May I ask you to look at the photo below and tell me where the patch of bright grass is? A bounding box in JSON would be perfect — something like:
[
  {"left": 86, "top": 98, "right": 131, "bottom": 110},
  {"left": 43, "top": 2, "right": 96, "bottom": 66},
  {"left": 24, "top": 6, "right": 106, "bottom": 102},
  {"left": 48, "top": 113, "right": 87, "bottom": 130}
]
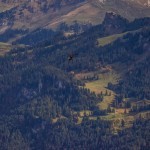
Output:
[
  {"left": 0, "top": 42, "right": 12, "bottom": 56},
  {"left": 97, "top": 29, "right": 140, "bottom": 46},
  {"left": 85, "top": 71, "right": 119, "bottom": 110},
  {"left": 97, "top": 32, "right": 127, "bottom": 46}
]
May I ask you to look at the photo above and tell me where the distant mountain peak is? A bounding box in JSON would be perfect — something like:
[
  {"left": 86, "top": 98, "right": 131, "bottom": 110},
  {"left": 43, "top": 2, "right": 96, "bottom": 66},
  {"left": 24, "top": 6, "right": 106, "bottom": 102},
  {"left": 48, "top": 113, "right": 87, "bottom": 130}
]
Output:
[
  {"left": 103, "top": 11, "right": 129, "bottom": 24},
  {"left": 105, "top": 11, "right": 117, "bottom": 17}
]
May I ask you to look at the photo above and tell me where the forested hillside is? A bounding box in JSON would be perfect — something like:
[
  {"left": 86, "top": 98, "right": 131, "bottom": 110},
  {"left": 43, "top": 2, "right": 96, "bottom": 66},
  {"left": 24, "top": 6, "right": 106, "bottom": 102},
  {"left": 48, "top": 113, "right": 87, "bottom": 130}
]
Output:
[
  {"left": 0, "top": 0, "right": 150, "bottom": 36},
  {"left": 0, "top": 12, "right": 150, "bottom": 149}
]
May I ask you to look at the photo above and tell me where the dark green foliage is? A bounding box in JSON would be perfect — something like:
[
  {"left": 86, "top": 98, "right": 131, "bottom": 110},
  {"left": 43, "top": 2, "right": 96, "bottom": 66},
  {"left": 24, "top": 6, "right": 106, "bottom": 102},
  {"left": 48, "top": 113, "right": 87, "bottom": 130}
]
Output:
[
  {"left": 126, "top": 17, "right": 150, "bottom": 31},
  {"left": 57, "top": 21, "right": 92, "bottom": 34},
  {"left": 14, "top": 29, "right": 56, "bottom": 45},
  {"left": 0, "top": 6, "right": 16, "bottom": 21},
  {"left": 120, "top": 57, "right": 150, "bottom": 99},
  {"left": 0, "top": 14, "right": 149, "bottom": 149},
  {"left": 0, "top": 62, "right": 99, "bottom": 114},
  {"left": 0, "top": 29, "right": 28, "bottom": 42},
  {"left": 0, "top": 116, "right": 149, "bottom": 150}
]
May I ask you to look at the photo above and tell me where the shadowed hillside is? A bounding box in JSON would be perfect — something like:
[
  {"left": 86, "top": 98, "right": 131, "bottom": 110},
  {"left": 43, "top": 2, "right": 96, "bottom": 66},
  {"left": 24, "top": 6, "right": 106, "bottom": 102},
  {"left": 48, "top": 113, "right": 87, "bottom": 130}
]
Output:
[{"left": 0, "top": 3, "right": 150, "bottom": 149}]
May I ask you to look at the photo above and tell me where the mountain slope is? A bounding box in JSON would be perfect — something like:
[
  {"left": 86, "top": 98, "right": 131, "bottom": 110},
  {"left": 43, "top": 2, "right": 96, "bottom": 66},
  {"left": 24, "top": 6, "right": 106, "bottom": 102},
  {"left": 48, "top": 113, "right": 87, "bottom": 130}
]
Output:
[
  {"left": 0, "top": 0, "right": 150, "bottom": 33},
  {"left": 0, "top": 11, "right": 150, "bottom": 149},
  {"left": 6, "top": 14, "right": 150, "bottom": 101},
  {"left": 127, "top": 0, "right": 150, "bottom": 7}
]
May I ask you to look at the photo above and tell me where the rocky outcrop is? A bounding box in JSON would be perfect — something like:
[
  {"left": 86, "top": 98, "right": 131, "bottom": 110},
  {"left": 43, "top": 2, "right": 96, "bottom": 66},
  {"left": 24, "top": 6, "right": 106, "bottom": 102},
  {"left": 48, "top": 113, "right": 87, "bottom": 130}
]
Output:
[{"left": 102, "top": 11, "right": 129, "bottom": 35}]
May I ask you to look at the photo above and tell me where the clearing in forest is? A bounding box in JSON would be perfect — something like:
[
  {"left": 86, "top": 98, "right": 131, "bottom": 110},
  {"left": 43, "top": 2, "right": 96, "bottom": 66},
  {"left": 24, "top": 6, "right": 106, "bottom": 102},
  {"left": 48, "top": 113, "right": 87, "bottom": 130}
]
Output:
[
  {"left": 0, "top": 42, "right": 12, "bottom": 56},
  {"left": 85, "top": 70, "right": 120, "bottom": 110},
  {"left": 97, "top": 29, "right": 141, "bottom": 46}
]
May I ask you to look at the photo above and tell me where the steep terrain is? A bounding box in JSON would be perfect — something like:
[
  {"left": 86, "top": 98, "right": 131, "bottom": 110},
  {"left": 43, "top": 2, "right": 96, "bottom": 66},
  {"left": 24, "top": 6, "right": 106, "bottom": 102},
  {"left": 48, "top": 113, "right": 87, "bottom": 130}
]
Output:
[
  {"left": 0, "top": 0, "right": 150, "bottom": 33},
  {"left": 0, "top": 2, "right": 150, "bottom": 149},
  {"left": 127, "top": 0, "right": 150, "bottom": 7}
]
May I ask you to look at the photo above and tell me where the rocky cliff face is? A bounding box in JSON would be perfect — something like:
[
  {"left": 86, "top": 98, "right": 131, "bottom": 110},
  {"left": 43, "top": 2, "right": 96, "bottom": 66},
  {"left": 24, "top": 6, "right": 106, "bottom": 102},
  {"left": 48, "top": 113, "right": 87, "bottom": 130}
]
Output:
[{"left": 102, "top": 11, "right": 129, "bottom": 35}]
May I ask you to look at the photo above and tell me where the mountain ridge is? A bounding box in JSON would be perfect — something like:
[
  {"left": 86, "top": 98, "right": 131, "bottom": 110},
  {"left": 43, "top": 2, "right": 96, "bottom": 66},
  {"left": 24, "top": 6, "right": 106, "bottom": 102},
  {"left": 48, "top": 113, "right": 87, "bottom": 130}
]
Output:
[
  {"left": 0, "top": 9, "right": 150, "bottom": 149},
  {"left": 0, "top": 0, "right": 150, "bottom": 33}
]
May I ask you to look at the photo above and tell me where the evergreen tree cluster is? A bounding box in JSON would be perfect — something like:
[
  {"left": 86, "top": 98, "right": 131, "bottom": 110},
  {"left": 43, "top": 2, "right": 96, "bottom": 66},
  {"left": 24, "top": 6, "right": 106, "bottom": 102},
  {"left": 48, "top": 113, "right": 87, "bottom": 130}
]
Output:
[{"left": 0, "top": 14, "right": 149, "bottom": 149}]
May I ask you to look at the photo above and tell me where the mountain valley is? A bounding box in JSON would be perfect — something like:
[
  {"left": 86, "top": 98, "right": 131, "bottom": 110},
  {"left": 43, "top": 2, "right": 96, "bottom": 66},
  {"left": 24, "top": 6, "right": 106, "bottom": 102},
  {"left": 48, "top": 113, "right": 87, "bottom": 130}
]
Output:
[{"left": 0, "top": 1, "right": 150, "bottom": 150}]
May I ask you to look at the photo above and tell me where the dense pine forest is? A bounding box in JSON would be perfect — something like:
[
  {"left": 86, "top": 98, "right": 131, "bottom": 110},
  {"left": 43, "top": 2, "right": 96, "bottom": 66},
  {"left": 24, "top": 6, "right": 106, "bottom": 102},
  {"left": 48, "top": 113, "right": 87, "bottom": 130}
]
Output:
[{"left": 0, "top": 11, "right": 150, "bottom": 149}]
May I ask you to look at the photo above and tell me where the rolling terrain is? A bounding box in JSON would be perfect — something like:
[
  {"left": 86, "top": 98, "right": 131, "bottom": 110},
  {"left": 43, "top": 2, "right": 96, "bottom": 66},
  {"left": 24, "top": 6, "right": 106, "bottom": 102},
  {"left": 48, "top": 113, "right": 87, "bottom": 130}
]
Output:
[
  {"left": 0, "top": 0, "right": 150, "bottom": 34},
  {"left": 0, "top": 1, "right": 150, "bottom": 149}
]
